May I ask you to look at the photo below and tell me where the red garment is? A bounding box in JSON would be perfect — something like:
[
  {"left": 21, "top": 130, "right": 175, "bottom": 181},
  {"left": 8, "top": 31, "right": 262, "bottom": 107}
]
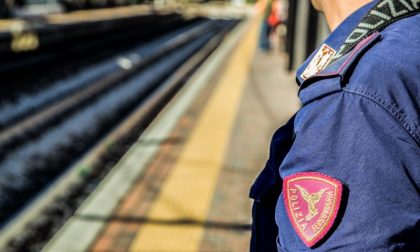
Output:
[{"left": 267, "top": 2, "right": 281, "bottom": 27}]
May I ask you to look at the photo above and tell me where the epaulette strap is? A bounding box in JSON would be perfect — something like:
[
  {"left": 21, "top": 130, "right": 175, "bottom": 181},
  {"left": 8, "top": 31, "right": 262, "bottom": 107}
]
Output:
[{"left": 329, "top": 0, "right": 420, "bottom": 65}]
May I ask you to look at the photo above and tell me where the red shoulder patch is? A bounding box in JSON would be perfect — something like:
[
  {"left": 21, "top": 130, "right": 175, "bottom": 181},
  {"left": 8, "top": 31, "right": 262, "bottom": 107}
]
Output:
[{"left": 283, "top": 172, "right": 343, "bottom": 247}]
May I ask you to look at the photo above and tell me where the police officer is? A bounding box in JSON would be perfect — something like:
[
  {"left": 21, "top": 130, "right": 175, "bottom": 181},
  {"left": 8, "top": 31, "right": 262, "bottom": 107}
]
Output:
[{"left": 250, "top": 0, "right": 420, "bottom": 251}]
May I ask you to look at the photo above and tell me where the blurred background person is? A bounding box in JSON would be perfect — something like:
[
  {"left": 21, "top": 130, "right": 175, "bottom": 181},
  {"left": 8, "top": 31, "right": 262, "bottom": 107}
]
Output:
[{"left": 259, "top": 0, "right": 283, "bottom": 52}]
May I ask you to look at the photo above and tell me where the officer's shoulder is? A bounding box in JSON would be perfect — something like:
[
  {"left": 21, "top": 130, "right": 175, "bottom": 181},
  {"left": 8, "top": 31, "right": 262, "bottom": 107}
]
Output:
[
  {"left": 348, "top": 13, "right": 420, "bottom": 88},
  {"left": 343, "top": 14, "right": 420, "bottom": 143}
]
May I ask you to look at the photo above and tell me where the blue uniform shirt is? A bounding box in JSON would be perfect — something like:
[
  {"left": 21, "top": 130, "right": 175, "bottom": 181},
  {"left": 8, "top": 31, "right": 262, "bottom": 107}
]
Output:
[{"left": 250, "top": 1, "right": 420, "bottom": 251}]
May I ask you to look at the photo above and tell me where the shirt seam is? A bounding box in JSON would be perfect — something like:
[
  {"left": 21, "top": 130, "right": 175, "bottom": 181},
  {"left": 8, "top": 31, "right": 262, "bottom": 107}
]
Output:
[{"left": 342, "top": 86, "right": 420, "bottom": 146}]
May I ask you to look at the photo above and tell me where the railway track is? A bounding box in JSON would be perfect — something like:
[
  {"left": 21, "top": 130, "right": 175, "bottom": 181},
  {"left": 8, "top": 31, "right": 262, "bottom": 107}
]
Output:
[
  {"left": 0, "top": 17, "right": 240, "bottom": 251},
  {"left": 0, "top": 20, "right": 219, "bottom": 151}
]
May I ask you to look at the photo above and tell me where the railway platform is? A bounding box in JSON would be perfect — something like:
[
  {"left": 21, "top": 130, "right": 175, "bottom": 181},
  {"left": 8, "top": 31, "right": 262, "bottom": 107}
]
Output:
[{"left": 41, "top": 14, "right": 300, "bottom": 252}]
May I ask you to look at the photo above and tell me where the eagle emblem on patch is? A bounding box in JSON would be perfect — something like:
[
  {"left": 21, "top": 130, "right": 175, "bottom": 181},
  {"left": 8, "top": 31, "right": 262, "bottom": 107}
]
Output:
[
  {"left": 301, "top": 44, "right": 336, "bottom": 80},
  {"left": 283, "top": 172, "right": 343, "bottom": 247}
]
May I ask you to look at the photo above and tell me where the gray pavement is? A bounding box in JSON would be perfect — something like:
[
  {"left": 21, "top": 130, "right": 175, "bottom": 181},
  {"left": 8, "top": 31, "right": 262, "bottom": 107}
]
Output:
[{"left": 199, "top": 49, "right": 300, "bottom": 251}]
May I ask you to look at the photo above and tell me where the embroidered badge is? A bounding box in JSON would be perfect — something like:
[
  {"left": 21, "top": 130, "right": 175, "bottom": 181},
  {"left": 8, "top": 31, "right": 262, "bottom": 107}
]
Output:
[
  {"left": 283, "top": 172, "right": 343, "bottom": 247},
  {"left": 301, "top": 44, "right": 336, "bottom": 80}
]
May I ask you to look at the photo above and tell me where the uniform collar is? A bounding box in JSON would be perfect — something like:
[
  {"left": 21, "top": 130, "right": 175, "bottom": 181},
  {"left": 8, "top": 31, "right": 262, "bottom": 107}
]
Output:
[{"left": 296, "top": 1, "right": 378, "bottom": 85}]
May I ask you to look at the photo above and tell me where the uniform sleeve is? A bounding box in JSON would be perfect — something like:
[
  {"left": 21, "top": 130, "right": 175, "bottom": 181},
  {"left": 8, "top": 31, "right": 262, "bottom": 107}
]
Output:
[{"left": 275, "top": 91, "right": 420, "bottom": 251}]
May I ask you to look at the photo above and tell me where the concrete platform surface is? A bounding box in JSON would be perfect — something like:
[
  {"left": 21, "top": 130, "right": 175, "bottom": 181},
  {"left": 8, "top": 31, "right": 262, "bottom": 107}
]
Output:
[{"left": 44, "top": 14, "right": 300, "bottom": 252}]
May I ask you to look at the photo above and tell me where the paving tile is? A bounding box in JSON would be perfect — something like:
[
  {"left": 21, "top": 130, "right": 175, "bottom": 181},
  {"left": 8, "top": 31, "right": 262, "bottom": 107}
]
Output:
[{"left": 198, "top": 50, "right": 299, "bottom": 252}]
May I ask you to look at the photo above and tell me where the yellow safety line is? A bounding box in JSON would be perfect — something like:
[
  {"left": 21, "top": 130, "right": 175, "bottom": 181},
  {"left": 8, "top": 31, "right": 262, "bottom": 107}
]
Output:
[{"left": 129, "top": 17, "right": 259, "bottom": 252}]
